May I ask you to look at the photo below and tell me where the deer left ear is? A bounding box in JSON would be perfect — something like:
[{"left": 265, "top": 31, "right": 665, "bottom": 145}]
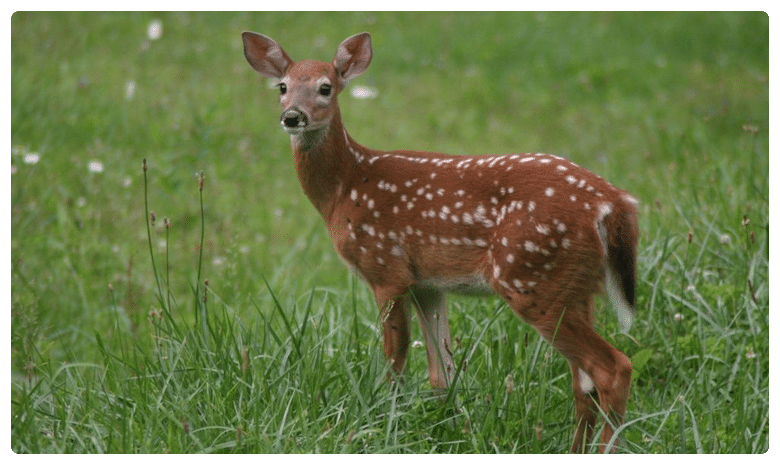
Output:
[{"left": 333, "top": 32, "right": 372, "bottom": 87}]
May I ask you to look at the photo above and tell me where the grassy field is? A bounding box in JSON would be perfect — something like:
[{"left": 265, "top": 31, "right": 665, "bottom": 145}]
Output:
[{"left": 11, "top": 12, "right": 768, "bottom": 453}]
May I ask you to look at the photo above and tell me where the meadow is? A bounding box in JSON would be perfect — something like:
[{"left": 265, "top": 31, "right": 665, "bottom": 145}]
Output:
[{"left": 11, "top": 12, "right": 768, "bottom": 453}]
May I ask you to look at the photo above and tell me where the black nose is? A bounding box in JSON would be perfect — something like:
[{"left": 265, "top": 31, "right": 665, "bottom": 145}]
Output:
[{"left": 281, "top": 108, "right": 307, "bottom": 129}]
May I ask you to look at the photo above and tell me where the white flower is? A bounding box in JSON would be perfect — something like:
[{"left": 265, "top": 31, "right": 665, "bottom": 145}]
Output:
[
  {"left": 88, "top": 160, "right": 104, "bottom": 173},
  {"left": 351, "top": 86, "right": 378, "bottom": 100},
  {"left": 147, "top": 20, "right": 163, "bottom": 41},
  {"left": 23, "top": 152, "right": 40, "bottom": 165}
]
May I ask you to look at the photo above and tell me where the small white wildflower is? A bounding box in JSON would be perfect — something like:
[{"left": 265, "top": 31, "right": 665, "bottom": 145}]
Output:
[
  {"left": 212, "top": 256, "right": 225, "bottom": 266},
  {"left": 147, "top": 20, "right": 163, "bottom": 41},
  {"left": 673, "top": 313, "right": 684, "bottom": 322},
  {"left": 411, "top": 340, "right": 424, "bottom": 348},
  {"left": 88, "top": 160, "right": 104, "bottom": 173},
  {"left": 719, "top": 233, "right": 732, "bottom": 244},
  {"left": 746, "top": 350, "right": 757, "bottom": 359},
  {"left": 23, "top": 152, "right": 40, "bottom": 165},
  {"left": 125, "top": 81, "right": 136, "bottom": 100},
  {"left": 351, "top": 86, "right": 378, "bottom": 100}
]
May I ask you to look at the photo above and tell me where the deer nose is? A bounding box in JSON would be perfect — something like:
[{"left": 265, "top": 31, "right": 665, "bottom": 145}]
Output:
[{"left": 280, "top": 107, "right": 308, "bottom": 129}]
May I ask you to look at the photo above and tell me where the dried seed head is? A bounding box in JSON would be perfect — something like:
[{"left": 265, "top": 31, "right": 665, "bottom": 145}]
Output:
[
  {"left": 242, "top": 346, "right": 249, "bottom": 374},
  {"left": 742, "top": 215, "right": 750, "bottom": 226},
  {"left": 505, "top": 374, "right": 515, "bottom": 393},
  {"left": 535, "top": 421, "right": 544, "bottom": 441},
  {"left": 742, "top": 123, "right": 759, "bottom": 135},
  {"left": 199, "top": 171, "right": 204, "bottom": 192},
  {"left": 150, "top": 211, "right": 156, "bottom": 226},
  {"left": 142, "top": 158, "right": 147, "bottom": 172},
  {"left": 687, "top": 230, "right": 693, "bottom": 244}
]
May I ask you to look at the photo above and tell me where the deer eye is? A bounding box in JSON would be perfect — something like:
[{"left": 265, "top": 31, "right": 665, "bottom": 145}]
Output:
[
  {"left": 278, "top": 83, "right": 287, "bottom": 95},
  {"left": 319, "top": 83, "right": 332, "bottom": 97}
]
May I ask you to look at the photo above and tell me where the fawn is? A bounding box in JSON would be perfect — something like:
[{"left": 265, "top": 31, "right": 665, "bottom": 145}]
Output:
[{"left": 242, "top": 31, "right": 639, "bottom": 453}]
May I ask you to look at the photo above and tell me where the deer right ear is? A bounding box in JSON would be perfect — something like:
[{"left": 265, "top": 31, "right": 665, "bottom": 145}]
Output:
[
  {"left": 333, "top": 32, "right": 372, "bottom": 86},
  {"left": 242, "top": 32, "right": 293, "bottom": 79}
]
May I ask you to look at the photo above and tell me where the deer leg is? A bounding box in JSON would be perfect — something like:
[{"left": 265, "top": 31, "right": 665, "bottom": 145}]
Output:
[
  {"left": 551, "top": 321, "right": 632, "bottom": 453},
  {"left": 409, "top": 286, "right": 455, "bottom": 389},
  {"left": 503, "top": 291, "right": 631, "bottom": 453},
  {"left": 374, "top": 287, "right": 412, "bottom": 378},
  {"left": 569, "top": 361, "right": 599, "bottom": 453}
]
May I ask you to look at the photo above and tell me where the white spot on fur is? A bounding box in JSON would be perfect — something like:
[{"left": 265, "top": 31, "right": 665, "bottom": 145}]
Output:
[
  {"left": 622, "top": 193, "right": 639, "bottom": 206},
  {"left": 578, "top": 369, "right": 595, "bottom": 393}
]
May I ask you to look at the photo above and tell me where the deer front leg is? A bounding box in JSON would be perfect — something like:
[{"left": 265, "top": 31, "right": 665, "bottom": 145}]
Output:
[
  {"left": 375, "top": 287, "right": 412, "bottom": 378},
  {"left": 409, "top": 286, "right": 455, "bottom": 389}
]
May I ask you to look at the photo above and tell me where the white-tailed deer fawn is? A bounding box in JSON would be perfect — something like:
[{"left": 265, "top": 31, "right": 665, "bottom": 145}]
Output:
[{"left": 242, "top": 31, "right": 639, "bottom": 453}]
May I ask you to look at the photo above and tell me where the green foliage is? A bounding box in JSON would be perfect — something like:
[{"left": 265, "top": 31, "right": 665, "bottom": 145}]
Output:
[{"left": 12, "top": 12, "right": 768, "bottom": 453}]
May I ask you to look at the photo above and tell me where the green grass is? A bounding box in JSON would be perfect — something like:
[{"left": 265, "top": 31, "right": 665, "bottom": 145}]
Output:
[{"left": 11, "top": 12, "right": 768, "bottom": 453}]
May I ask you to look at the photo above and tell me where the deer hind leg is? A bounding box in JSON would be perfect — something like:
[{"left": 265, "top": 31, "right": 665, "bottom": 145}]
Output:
[
  {"left": 554, "top": 316, "right": 632, "bottom": 452},
  {"left": 374, "top": 287, "right": 412, "bottom": 378},
  {"left": 502, "top": 291, "right": 632, "bottom": 453},
  {"left": 409, "top": 286, "right": 455, "bottom": 389},
  {"left": 569, "top": 361, "right": 599, "bottom": 453}
]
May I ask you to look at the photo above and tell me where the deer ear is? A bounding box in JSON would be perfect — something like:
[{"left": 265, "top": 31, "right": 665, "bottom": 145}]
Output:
[
  {"left": 333, "top": 32, "right": 372, "bottom": 86},
  {"left": 242, "top": 31, "right": 294, "bottom": 79}
]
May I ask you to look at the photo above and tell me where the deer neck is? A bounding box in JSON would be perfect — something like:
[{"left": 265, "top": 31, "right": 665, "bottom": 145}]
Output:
[{"left": 289, "top": 106, "right": 360, "bottom": 222}]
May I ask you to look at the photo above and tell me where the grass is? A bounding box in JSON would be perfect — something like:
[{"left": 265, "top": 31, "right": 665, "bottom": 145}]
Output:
[{"left": 11, "top": 12, "right": 768, "bottom": 453}]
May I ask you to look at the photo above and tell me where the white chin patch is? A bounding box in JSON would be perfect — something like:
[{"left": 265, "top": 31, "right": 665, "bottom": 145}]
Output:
[{"left": 282, "top": 126, "right": 305, "bottom": 135}]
